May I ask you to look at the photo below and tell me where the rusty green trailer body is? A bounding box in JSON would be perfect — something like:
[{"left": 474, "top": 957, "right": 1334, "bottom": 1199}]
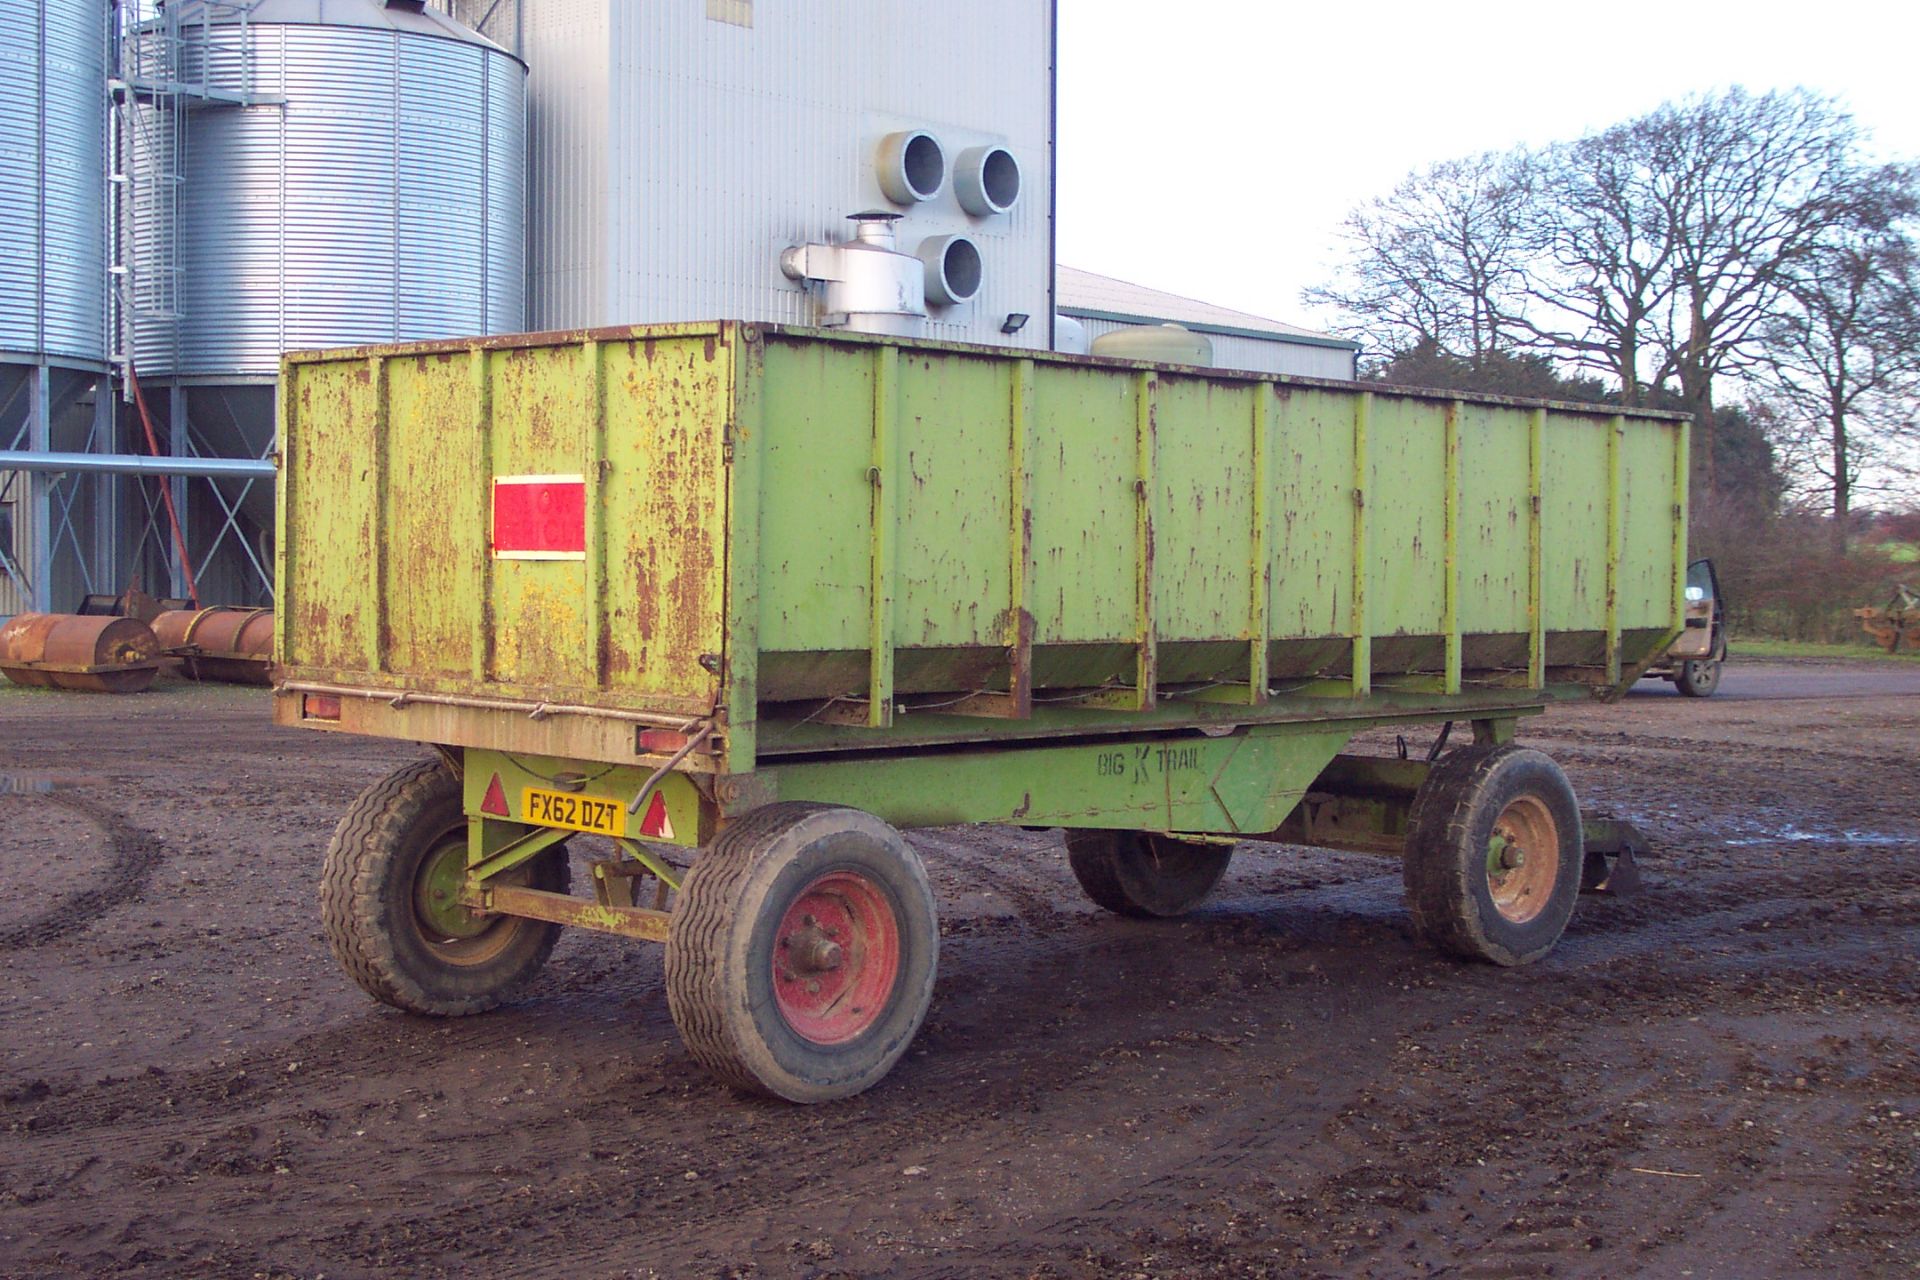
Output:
[
  {"left": 277, "top": 322, "right": 1686, "bottom": 1101},
  {"left": 274, "top": 322, "right": 1687, "bottom": 785}
]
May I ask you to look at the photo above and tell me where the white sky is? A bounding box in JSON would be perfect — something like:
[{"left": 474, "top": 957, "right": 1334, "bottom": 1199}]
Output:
[{"left": 1056, "top": 0, "right": 1920, "bottom": 334}]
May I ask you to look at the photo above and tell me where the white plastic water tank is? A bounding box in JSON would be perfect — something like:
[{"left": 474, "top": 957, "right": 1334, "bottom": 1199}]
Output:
[{"left": 1089, "top": 323, "right": 1213, "bottom": 366}]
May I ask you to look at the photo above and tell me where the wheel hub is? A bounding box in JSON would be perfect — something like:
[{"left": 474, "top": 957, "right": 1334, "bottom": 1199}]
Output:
[
  {"left": 771, "top": 870, "right": 901, "bottom": 1046},
  {"left": 1485, "top": 797, "right": 1559, "bottom": 925},
  {"left": 787, "top": 926, "right": 845, "bottom": 974},
  {"left": 415, "top": 839, "right": 489, "bottom": 941}
]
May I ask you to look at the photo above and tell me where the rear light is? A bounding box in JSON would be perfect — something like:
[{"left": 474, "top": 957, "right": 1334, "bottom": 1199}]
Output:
[
  {"left": 638, "top": 729, "right": 690, "bottom": 754},
  {"left": 303, "top": 693, "right": 342, "bottom": 720}
]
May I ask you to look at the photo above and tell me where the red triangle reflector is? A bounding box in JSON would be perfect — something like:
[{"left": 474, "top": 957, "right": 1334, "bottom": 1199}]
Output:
[
  {"left": 638, "top": 791, "right": 675, "bottom": 840},
  {"left": 479, "top": 773, "right": 509, "bottom": 816}
]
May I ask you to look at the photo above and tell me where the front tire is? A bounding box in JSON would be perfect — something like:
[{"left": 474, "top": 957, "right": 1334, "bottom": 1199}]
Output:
[
  {"left": 665, "top": 804, "right": 938, "bottom": 1103},
  {"left": 1065, "top": 829, "right": 1232, "bottom": 918},
  {"left": 1676, "top": 658, "right": 1722, "bottom": 697},
  {"left": 321, "top": 758, "right": 569, "bottom": 1016},
  {"left": 1403, "top": 745, "right": 1583, "bottom": 966}
]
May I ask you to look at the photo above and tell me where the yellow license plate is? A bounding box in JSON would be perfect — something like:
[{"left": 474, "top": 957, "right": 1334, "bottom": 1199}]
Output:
[{"left": 522, "top": 787, "right": 628, "bottom": 837}]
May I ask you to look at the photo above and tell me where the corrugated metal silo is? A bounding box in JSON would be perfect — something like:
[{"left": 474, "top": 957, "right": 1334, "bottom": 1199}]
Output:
[
  {"left": 0, "top": 0, "right": 108, "bottom": 369},
  {"left": 130, "top": 0, "right": 527, "bottom": 378},
  {"left": 120, "top": 0, "right": 526, "bottom": 606},
  {"left": 0, "top": 0, "right": 109, "bottom": 617}
]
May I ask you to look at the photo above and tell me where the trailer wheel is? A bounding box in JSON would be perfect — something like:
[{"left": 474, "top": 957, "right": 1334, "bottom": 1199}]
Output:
[
  {"left": 1675, "top": 658, "right": 1722, "bottom": 697},
  {"left": 665, "top": 804, "right": 938, "bottom": 1103},
  {"left": 1403, "top": 745, "right": 1582, "bottom": 966},
  {"left": 1065, "top": 829, "right": 1231, "bottom": 918},
  {"left": 321, "top": 758, "right": 569, "bottom": 1017}
]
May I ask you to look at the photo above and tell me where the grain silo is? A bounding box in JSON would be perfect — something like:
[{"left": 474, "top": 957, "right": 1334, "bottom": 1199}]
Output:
[
  {"left": 123, "top": 0, "right": 527, "bottom": 604},
  {"left": 0, "top": 0, "right": 111, "bottom": 616}
]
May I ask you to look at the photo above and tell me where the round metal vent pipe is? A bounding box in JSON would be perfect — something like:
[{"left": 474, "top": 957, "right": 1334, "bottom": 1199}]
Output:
[
  {"left": 953, "top": 146, "right": 1021, "bottom": 217},
  {"left": 918, "top": 234, "right": 982, "bottom": 307},
  {"left": 875, "top": 130, "right": 945, "bottom": 205}
]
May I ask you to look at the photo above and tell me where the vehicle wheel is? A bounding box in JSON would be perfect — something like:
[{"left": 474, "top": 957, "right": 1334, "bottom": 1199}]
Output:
[
  {"left": 1676, "top": 658, "right": 1722, "bottom": 697},
  {"left": 1403, "top": 745, "right": 1583, "bottom": 966},
  {"left": 1065, "top": 829, "right": 1231, "bottom": 918},
  {"left": 665, "top": 803, "right": 938, "bottom": 1103},
  {"left": 321, "top": 757, "right": 569, "bottom": 1016}
]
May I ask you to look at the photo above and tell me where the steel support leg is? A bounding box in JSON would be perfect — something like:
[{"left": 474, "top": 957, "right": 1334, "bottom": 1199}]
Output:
[
  {"left": 28, "top": 365, "right": 52, "bottom": 612},
  {"left": 90, "top": 383, "right": 117, "bottom": 596},
  {"left": 167, "top": 383, "right": 188, "bottom": 599}
]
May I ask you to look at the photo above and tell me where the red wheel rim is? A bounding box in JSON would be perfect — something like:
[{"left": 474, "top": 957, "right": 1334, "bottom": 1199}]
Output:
[{"left": 771, "top": 869, "right": 901, "bottom": 1045}]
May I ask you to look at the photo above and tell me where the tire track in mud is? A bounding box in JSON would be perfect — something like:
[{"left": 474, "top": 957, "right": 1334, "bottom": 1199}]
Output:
[
  {"left": 914, "top": 825, "right": 1080, "bottom": 930},
  {"left": 6, "top": 822, "right": 1416, "bottom": 1268},
  {"left": 1, "top": 995, "right": 671, "bottom": 1139},
  {"left": 1538, "top": 729, "right": 1917, "bottom": 783},
  {"left": 9, "top": 986, "right": 1252, "bottom": 1275},
  {"left": 907, "top": 831, "right": 1920, "bottom": 1278},
  {"left": 0, "top": 792, "right": 169, "bottom": 951},
  {"left": 943, "top": 923, "right": 1907, "bottom": 1279},
  {"left": 5, "top": 882, "right": 1413, "bottom": 1278},
  {"left": 7, "top": 674, "right": 1920, "bottom": 1278}
]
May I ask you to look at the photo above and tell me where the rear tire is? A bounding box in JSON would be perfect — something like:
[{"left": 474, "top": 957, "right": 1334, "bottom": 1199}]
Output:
[
  {"left": 1404, "top": 745, "right": 1582, "bottom": 966},
  {"left": 665, "top": 804, "right": 938, "bottom": 1103},
  {"left": 321, "top": 757, "right": 569, "bottom": 1016},
  {"left": 1065, "top": 829, "right": 1231, "bottom": 918},
  {"left": 1676, "top": 658, "right": 1722, "bottom": 697}
]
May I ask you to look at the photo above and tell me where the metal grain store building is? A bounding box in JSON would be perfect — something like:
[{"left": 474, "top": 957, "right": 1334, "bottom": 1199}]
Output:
[
  {"left": 498, "top": 0, "right": 1057, "bottom": 346},
  {"left": 1056, "top": 266, "right": 1358, "bottom": 379}
]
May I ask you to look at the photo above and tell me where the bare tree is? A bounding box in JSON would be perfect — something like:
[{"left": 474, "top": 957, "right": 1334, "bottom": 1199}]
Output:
[
  {"left": 1502, "top": 127, "right": 1679, "bottom": 408},
  {"left": 1646, "top": 89, "right": 1875, "bottom": 491},
  {"left": 1757, "top": 174, "right": 1920, "bottom": 552},
  {"left": 1306, "top": 152, "right": 1530, "bottom": 365},
  {"left": 1310, "top": 86, "right": 1904, "bottom": 520}
]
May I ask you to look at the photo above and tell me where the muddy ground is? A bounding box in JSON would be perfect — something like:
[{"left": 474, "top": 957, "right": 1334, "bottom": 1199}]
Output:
[{"left": 1, "top": 661, "right": 1916, "bottom": 1279}]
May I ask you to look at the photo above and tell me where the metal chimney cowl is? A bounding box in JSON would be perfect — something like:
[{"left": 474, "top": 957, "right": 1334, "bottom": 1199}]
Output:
[{"left": 780, "top": 212, "right": 927, "bottom": 337}]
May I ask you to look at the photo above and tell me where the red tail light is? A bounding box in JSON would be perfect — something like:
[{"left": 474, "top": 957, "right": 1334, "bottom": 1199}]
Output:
[
  {"left": 302, "top": 694, "right": 342, "bottom": 720},
  {"left": 638, "top": 729, "right": 690, "bottom": 754}
]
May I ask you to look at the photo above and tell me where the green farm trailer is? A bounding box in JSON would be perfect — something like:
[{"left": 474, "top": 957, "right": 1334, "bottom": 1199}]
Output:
[{"left": 275, "top": 322, "right": 1688, "bottom": 1101}]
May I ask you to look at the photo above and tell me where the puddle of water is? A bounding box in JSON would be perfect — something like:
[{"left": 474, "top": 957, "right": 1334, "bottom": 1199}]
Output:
[
  {"left": 1723, "top": 827, "right": 1912, "bottom": 848},
  {"left": 0, "top": 774, "right": 56, "bottom": 795}
]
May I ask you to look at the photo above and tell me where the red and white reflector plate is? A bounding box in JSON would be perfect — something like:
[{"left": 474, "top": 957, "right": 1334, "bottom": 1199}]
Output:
[
  {"left": 637, "top": 791, "right": 676, "bottom": 841},
  {"left": 491, "top": 474, "right": 587, "bottom": 560},
  {"left": 479, "top": 773, "right": 510, "bottom": 817}
]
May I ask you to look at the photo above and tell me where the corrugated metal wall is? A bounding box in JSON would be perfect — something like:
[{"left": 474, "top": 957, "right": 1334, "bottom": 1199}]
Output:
[
  {"left": 519, "top": 3, "right": 607, "bottom": 328},
  {"left": 1071, "top": 315, "right": 1358, "bottom": 380},
  {"left": 520, "top": 0, "right": 1055, "bottom": 349}
]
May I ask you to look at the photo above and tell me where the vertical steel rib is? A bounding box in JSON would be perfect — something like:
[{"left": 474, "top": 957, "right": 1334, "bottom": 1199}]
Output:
[{"left": 1350, "top": 391, "right": 1371, "bottom": 697}]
